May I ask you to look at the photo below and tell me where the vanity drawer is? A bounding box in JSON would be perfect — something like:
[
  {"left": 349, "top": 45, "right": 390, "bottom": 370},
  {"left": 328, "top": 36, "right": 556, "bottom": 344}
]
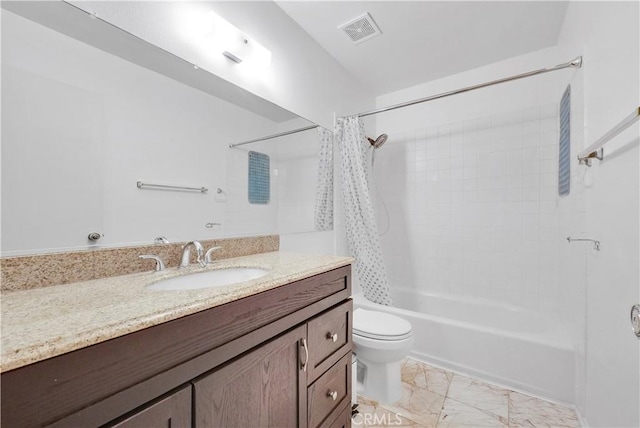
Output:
[
  {"left": 307, "top": 300, "right": 352, "bottom": 382},
  {"left": 308, "top": 352, "right": 351, "bottom": 428}
]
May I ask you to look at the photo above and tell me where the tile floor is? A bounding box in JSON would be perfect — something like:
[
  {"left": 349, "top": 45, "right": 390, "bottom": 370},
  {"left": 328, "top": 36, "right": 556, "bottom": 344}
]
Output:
[{"left": 355, "top": 358, "right": 580, "bottom": 427}]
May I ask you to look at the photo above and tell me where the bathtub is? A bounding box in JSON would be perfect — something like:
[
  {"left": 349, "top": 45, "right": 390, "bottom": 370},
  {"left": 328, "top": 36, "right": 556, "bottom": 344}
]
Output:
[{"left": 353, "top": 289, "right": 575, "bottom": 404}]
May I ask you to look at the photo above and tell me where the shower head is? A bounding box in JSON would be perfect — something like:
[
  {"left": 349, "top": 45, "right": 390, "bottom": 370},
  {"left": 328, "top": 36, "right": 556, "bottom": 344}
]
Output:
[{"left": 368, "top": 134, "right": 388, "bottom": 149}]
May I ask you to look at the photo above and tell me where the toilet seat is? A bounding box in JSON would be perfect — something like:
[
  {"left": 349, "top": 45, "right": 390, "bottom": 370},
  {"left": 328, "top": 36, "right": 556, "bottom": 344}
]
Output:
[{"left": 353, "top": 308, "right": 413, "bottom": 341}]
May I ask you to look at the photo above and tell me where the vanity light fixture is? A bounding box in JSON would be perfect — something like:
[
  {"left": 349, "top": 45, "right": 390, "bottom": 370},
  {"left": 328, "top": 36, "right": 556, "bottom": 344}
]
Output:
[{"left": 196, "top": 11, "right": 272, "bottom": 72}]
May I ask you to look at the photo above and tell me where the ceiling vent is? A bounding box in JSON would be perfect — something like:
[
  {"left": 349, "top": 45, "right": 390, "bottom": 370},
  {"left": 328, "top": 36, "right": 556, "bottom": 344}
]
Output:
[{"left": 338, "top": 13, "right": 382, "bottom": 45}]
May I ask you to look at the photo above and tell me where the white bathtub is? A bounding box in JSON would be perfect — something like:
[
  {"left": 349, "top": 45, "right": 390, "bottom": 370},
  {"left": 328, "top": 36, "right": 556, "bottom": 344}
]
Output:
[{"left": 353, "top": 289, "right": 575, "bottom": 404}]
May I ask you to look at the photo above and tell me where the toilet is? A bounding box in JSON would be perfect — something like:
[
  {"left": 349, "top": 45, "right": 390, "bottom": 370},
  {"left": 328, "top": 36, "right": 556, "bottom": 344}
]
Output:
[{"left": 353, "top": 306, "right": 414, "bottom": 404}]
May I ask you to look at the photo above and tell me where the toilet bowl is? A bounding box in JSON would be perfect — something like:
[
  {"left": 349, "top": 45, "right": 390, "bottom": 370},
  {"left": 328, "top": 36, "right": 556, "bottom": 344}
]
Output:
[{"left": 353, "top": 307, "right": 414, "bottom": 404}]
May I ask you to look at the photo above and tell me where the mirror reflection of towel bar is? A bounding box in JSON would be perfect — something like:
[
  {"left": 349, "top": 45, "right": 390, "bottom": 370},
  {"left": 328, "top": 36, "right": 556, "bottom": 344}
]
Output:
[
  {"left": 567, "top": 236, "right": 600, "bottom": 251},
  {"left": 137, "top": 181, "right": 208, "bottom": 193}
]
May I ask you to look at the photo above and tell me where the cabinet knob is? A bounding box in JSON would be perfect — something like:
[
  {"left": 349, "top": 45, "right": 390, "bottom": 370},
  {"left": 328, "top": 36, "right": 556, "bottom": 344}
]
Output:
[
  {"left": 327, "top": 332, "right": 338, "bottom": 342},
  {"left": 327, "top": 390, "right": 338, "bottom": 401}
]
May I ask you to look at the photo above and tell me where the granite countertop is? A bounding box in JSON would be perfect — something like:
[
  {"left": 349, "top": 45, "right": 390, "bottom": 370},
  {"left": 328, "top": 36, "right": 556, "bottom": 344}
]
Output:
[{"left": 0, "top": 251, "right": 353, "bottom": 373}]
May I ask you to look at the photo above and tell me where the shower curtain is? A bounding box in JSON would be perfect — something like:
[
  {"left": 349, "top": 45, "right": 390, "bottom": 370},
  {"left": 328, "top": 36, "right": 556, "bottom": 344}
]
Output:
[
  {"left": 336, "top": 116, "right": 392, "bottom": 306},
  {"left": 314, "top": 127, "right": 334, "bottom": 231}
]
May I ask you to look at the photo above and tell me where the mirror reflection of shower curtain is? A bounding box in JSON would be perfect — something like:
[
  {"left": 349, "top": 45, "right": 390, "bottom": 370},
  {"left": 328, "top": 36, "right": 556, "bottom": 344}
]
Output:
[
  {"left": 314, "top": 127, "right": 334, "bottom": 231},
  {"left": 336, "top": 116, "right": 392, "bottom": 306}
]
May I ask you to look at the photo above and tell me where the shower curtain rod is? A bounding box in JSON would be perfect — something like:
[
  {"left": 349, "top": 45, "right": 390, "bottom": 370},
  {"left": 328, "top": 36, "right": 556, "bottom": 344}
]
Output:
[
  {"left": 229, "top": 56, "right": 582, "bottom": 147},
  {"left": 357, "top": 56, "right": 583, "bottom": 118},
  {"left": 229, "top": 124, "right": 318, "bottom": 148}
]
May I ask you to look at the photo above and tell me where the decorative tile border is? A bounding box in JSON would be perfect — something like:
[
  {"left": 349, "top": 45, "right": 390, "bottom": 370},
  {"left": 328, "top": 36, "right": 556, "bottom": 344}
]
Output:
[{"left": 1, "top": 235, "right": 279, "bottom": 292}]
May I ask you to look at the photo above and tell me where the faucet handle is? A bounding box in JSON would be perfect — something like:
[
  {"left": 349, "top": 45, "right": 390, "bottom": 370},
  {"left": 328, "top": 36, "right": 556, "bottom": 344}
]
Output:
[
  {"left": 205, "top": 246, "right": 223, "bottom": 264},
  {"left": 139, "top": 255, "right": 166, "bottom": 272}
]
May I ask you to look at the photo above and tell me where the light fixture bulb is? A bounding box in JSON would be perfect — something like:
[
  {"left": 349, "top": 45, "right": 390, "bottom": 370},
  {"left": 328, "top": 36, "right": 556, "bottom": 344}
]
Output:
[{"left": 195, "top": 10, "right": 271, "bottom": 72}]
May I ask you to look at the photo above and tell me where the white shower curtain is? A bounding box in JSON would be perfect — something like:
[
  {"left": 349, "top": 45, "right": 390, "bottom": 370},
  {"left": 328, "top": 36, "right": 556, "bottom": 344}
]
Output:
[
  {"left": 336, "top": 116, "right": 392, "bottom": 306},
  {"left": 314, "top": 127, "right": 334, "bottom": 231}
]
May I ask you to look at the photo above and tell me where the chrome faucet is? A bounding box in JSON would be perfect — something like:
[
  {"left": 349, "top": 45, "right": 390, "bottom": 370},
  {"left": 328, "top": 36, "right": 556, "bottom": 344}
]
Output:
[{"left": 180, "top": 240, "right": 205, "bottom": 268}]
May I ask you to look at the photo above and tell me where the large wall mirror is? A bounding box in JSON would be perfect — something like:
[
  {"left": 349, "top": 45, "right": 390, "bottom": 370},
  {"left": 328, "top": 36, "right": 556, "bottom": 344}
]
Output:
[{"left": 1, "top": 1, "right": 333, "bottom": 256}]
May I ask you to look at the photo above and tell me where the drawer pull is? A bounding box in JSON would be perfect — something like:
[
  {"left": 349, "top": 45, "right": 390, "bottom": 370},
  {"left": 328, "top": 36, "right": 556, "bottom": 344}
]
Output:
[
  {"left": 300, "top": 338, "right": 309, "bottom": 372},
  {"left": 327, "top": 332, "right": 338, "bottom": 342},
  {"left": 327, "top": 390, "right": 338, "bottom": 401}
]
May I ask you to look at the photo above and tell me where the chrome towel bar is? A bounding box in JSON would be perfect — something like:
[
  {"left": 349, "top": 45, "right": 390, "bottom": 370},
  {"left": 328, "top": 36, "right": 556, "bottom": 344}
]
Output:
[
  {"left": 137, "top": 181, "right": 208, "bottom": 193},
  {"left": 567, "top": 236, "right": 600, "bottom": 251},
  {"left": 578, "top": 107, "right": 640, "bottom": 166}
]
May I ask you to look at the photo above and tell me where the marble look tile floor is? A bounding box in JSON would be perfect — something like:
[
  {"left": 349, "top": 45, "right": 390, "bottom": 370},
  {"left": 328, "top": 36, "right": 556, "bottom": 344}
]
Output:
[{"left": 355, "top": 358, "right": 580, "bottom": 428}]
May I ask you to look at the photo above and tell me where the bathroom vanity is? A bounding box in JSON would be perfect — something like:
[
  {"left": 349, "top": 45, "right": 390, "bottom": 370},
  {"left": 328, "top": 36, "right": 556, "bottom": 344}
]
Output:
[{"left": 0, "top": 253, "right": 353, "bottom": 428}]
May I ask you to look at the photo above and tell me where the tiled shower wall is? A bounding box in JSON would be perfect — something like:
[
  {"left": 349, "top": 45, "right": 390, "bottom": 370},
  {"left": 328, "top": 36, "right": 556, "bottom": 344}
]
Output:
[{"left": 374, "top": 104, "right": 562, "bottom": 313}]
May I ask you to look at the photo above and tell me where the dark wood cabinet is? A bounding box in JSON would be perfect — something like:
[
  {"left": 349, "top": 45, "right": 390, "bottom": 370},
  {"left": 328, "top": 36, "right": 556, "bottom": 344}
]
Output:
[
  {"left": 192, "top": 301, "right": 353, "bottom": 428},
  {"left": 108, "top": 386, "right": 191, "bottom": 428},
  {"left": 193, "top": 325, "right": 307, "bottom": 428},
  {"left": 325, "top": 404, "right": 352, "bottom": 428},
  {"left": 307, "top": 352, "right": 351, "bottom": 428},
  {"left": 1, "top": 265, "right": 352, "bottom": 428},
  {"left": 307, "top": 300, "right": 351, "bottom": 382}
]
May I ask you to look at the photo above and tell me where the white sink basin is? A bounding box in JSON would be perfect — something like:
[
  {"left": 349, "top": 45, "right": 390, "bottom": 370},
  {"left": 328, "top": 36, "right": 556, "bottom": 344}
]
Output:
[{"left": 146, "top": 267, "right": 269, "bottom": 291}]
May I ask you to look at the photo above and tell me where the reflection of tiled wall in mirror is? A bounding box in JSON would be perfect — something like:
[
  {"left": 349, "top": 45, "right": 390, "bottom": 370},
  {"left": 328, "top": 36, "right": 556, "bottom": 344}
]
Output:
[
  {"left": 224, "top": 123, "right": 329, "bottom": 238},
  {"left": 275, "top": 128, "right": 323, "bottom": 234}
]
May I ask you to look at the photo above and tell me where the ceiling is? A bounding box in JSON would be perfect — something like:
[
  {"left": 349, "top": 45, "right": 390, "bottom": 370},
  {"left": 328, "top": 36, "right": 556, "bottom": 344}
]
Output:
[{"left": 276, "top": 1, "right": 569, "bottom": 95}]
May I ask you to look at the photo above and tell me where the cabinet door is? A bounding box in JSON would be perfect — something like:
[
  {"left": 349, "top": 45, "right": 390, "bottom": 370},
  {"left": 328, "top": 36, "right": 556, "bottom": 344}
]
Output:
[
  {"left": 109, "top": 386, "right": 191, "bottom": 428},
  {"left": 194, "top": 325, "right": 307, "bottom": 428},
  {"left": 326, "top": 405, "right": 352, "bottom": 428}
]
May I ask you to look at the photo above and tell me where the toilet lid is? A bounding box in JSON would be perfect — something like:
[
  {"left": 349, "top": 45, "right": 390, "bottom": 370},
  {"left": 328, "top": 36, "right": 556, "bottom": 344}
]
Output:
[{"left": 353, "top": 308, "right": 413, "bottom": 341}]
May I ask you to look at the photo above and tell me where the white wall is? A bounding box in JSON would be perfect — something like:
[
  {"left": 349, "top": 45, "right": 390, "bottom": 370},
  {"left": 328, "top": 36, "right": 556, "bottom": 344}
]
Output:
[{"left": 556, "top": 2, "right": 639, "bottom": 426}]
